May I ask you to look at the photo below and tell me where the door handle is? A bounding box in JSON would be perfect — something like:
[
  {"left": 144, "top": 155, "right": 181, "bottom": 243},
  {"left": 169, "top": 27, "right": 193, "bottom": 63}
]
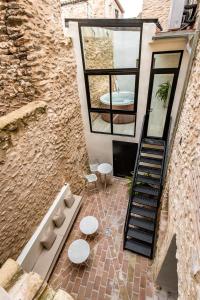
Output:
[{"left": 148, "top": 108, "right": 153, "bottom": 113}]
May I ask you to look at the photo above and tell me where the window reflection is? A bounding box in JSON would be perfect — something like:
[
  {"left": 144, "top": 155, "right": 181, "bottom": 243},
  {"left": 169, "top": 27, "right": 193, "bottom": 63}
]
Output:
[
  {"left": 111, "top": 75, "right": 135, "bottom": 111},
  {"left": 147, "top": 74, "right": 174, "bottom": 137},
  {"left": 81, "top": 26, "right": 141, "bottom": 70},
  {"left": 113, "top": 114, "right": 135, "bottom": 136},
  {"left": 90, "top": 112, "right": 111, "bottom": 133},
  {"left": 153, "top": 52, "right": 181, "bottom": 69},
  {"left": 88, "top": 75, "right": 110, "bottom": 109}
]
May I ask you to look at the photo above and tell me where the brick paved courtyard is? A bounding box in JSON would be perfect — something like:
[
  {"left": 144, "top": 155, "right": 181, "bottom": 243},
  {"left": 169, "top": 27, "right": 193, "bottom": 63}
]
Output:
[{"left": 49, "top": 178, "right": 154, "bottom": 300}]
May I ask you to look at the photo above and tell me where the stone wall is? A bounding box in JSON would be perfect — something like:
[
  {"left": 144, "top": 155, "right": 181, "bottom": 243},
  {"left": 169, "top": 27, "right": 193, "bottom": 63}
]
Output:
[
  {"left": 105, "top": 0, "right": 123, "bottom": 18},
  {"left": 83, "top": 37, "right": 113, "bottom": 69},
  {"left": 142, "top": 0, "right": 171, "bottom": 31},
  {"left": 61, "top": 1, "right": 89, "bottom": 19},
  {"left": 152, "top": 18, "right": 200, "bottom": 300},
  {"left": 0, "top": 1, "right": 35, "bottom": 116},
  {"left": 61, "top": 0, "right": 123, "bottom": 21},
  {"left": 0, "top": 0, "right": 88, "bottom": 265}
]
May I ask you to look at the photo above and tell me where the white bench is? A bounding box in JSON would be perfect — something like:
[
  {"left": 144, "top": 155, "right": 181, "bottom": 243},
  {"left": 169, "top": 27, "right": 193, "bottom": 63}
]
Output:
[{"left": 17, "top": 183, "right": 83, "bottom": 281}]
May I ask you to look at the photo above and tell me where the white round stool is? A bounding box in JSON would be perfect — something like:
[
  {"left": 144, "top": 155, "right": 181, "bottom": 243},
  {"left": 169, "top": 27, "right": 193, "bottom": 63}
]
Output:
[
  {"left": 80, "top": 216, "right": 99, "bottom": 235},
  {"left": 68, "top": 239, "right": 90, "bottom": 264}
]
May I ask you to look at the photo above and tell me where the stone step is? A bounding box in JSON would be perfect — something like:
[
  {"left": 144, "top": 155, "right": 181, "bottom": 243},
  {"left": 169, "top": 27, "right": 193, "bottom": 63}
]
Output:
[
  {"left": 37, "top": 285, "right": 56, "bottom": 300},
  {"left": 0, "top": 259, "right": 23, "bottom": 291},
  {"left": 0, "top": 259, "right": 74, "bottom": 300},
  {"left": 53, "top": 289, "right": 74, "bottom": 300},
  {"left": 8, "top": 272, "right": 44, "bottom": 300}
]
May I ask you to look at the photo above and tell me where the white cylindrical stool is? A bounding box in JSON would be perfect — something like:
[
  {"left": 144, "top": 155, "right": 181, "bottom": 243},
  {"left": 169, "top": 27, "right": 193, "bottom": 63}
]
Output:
[
  {"left": 80, "top": 216, "right": 99, "bottom": 235},
  {"left": 68, "top": 239, "right": 90, "bottom": 264}
]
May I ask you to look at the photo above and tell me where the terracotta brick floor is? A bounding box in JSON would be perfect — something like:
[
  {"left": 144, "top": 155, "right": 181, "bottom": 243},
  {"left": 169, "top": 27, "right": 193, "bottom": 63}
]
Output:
[{"left": 49, "top": 177, "right": 154, "bottom": 300}]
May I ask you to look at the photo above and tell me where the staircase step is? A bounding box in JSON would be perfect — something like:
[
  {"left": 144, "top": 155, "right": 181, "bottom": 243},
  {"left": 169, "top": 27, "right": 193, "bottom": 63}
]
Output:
[
  {"left": 131, "top": 205, "right": 156, "bottom": 219},
  {"left": 54, "top": 289, "right": 74, "bottom": 300},
  {"left": 138, "top": 165, "right": 161, "bottom": 175},
  {"left": 129, "top": 216, "right": 155, "bottom": 231},
  {"left": 142, "top": 138, "right": 165, "bottom": 146},
  {"left": 127, "top": 228, "right": 153, "bottom": 244},
  {"left": 36, "top": 283, "right": 54, "bottom": 299},
  {"left": 137, "top": 175, "right": 160, "bottom": 186},
  {"left": 125, "top": 240, "right": 152, "bottom": 258},
  {"left": 141, "top": 147, "right": 164, "bottom": 156},
  {"left": 133, "top": 195, "right": 158, "bottom": 208},
  {"left": 134, "top": 185, "right": 159, "bottom": 197},
  {"left": 140, "top": 156, "right": 162, "bottom": 165}
]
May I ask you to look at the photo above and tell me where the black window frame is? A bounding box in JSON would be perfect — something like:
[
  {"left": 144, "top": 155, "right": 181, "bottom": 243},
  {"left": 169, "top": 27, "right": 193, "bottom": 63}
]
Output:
[{"left": 78, "top": 19, "right": 144, "bottom": 137}]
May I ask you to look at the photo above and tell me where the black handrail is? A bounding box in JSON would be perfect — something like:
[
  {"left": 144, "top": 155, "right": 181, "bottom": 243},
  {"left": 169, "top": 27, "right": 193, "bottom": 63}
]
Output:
[
  {"left": 123, "top": 115, "right": 146, "bottom": 247},
  {"left": 161, "top": 117, "right": 172, "bottom": 186},
  {"left": 131, "top": 115, "right": 147, "bottom": 193}
]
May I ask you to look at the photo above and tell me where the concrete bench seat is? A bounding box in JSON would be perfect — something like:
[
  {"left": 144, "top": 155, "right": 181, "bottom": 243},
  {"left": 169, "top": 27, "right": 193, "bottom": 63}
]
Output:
[{"left": 17, "top": 184, "right": 83, "bottom": 281}]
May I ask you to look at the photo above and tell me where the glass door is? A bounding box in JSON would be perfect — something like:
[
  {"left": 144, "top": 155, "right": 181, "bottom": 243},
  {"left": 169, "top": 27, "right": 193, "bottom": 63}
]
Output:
[
  {"left": 147, "top": 73, "right": 174, "bottom": 138},
  {"left": 145, "top": 51, "right": 183, "bottom": 140}
]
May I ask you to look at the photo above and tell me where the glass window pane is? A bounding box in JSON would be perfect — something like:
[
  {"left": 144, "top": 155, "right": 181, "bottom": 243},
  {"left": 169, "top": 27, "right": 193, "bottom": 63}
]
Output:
[
  {"left": 88, "top": 75, "right": 110, "bottom": 109},
  {"left": 111, "top": 75, "right": 135, "bottom": 111},
  {"left": 113, "top": 114, "right": 135, "bottom": 136},
  {"left": 81, "top": 26, "right": 141, "bottom": 70},
  {"left": 147, "top": 74, "right": 174, "bottom": 138},
  {"left": 90, "top": 112, "right": 111, "bottom": 133},
  {"left": 153, "top": 53, "right": 181, "bottom": 69}
]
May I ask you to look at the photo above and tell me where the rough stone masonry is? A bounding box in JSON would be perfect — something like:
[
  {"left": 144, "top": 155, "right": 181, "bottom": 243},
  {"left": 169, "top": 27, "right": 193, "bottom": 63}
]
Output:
[{"left": 0, "top": 0, "right": 88, "bottom": 264}]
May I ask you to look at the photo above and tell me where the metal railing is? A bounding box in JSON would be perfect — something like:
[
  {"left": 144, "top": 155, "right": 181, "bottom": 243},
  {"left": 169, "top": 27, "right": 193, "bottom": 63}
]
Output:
[
  {"left": 151, "top": 117, "right": 172, "bottom": 257},
  {"left": 161, "top": 117, "right": 172, "bottom": 188},
  {"left": 123, "top": 115, "right": 146, "bottom": 247}
]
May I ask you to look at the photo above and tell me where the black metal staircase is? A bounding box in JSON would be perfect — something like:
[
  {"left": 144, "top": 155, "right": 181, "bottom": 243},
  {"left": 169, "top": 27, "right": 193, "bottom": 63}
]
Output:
[{"left": 123, "top": 116, "right": 170, "bottom": 259}]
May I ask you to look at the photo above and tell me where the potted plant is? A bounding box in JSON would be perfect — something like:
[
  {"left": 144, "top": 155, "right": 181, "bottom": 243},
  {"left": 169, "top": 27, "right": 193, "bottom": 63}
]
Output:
[
  {"left": 126, "top": 172, "right": 156, "bottom": 195},
  {"left": 126, "top": 176, "right": 133, "bottom": 195},
  {"left": 156, "top": 81, "right": 171, "bottom": 108}
]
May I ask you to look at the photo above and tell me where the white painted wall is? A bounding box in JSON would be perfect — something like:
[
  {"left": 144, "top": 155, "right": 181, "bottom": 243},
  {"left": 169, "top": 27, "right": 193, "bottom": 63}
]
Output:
[{"left": 69, "top": 21, "right": 190, "bottom": 168}]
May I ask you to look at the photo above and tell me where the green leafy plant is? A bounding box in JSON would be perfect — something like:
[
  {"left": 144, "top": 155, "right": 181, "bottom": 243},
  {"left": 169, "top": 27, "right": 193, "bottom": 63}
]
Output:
[
  {"left": 126, "top": 176, "right": 133, "bottom": 195},
  {"left": 156, "top": 81, "right": 171, "bottom": 108},
  {"left": 126, "top": 172, "right": 155, "bottom": 195}
]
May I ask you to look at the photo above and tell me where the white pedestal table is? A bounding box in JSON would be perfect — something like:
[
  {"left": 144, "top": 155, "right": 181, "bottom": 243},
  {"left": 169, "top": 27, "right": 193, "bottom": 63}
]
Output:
[{"left": 97, "top": 163, "right": 113, "bottom": 190}]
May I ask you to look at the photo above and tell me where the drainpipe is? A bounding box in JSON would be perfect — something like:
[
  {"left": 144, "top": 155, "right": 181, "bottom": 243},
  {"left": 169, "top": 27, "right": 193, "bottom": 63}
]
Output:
[{"left": 166, "top": 14, "right": 200, "bottom": 168}]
